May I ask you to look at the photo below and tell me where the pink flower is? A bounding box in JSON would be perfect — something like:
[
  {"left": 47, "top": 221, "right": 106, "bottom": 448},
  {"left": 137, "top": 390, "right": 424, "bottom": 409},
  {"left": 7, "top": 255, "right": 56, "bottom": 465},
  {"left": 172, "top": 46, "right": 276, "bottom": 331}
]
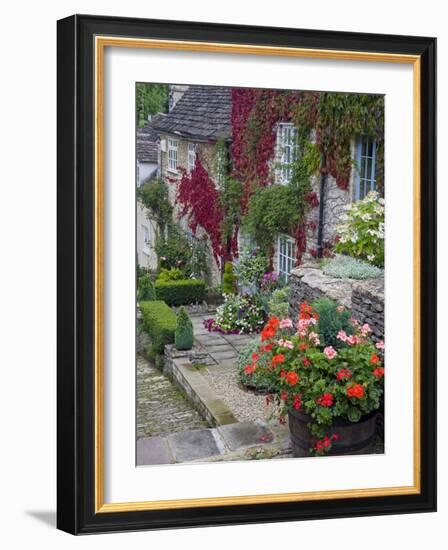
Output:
[
  {"left": 308, "top": 331, "right": 320, "bottom": 346},
  {"left": 361, "top": 323, "right": 372, "bottom": 336},
  {"left": 278, "top": 339, "right": 294, "bottom": 349},
  {"left": 375, "top": 340, "right": 385, "bottom": 350},
  {"left": 351, "top": 317, "right": 360, "bottom": 327},
  {"left": 347, "top": 334, "right": 362, "bottom": 346},
  {"left": 279, "top": 318, "right": 293, "bottom": 329},
  {"left": 337, "top": 330, "right": 348, "bottom": 342},
  {"left": 323, "top": 346, "right": 337, "bottom": 359}
]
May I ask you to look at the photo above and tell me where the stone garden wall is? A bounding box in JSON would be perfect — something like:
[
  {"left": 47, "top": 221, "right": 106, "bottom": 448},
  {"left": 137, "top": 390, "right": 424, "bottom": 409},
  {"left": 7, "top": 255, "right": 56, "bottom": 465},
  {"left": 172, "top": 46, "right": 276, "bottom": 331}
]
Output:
[{"left": 288, "top": 262, "right": 384, "bottom": 342}]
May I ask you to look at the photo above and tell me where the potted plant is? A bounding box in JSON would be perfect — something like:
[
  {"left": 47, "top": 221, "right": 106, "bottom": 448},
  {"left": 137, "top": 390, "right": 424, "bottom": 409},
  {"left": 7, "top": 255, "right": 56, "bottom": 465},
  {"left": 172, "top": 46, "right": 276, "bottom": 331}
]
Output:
[{"left": 244, "top": 299, "right": 385, "bottom": 456}]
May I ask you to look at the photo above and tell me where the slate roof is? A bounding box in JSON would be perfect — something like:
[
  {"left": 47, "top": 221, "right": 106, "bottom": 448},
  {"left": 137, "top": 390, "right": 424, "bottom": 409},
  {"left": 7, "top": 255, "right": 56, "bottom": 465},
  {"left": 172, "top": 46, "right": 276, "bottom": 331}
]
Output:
[
  {"left": 137, "top": 122, "right": 159, "bottom": 163},
  {"left": 152, "top": 86, "right": 232, "bottom": 141}
]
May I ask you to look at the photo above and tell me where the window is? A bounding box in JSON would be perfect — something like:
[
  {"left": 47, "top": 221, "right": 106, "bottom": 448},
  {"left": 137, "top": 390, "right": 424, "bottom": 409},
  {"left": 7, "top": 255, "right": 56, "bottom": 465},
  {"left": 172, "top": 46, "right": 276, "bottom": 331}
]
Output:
[
  {"left": 187, "top": 143, "right": 196, "bottom": 173},
  {"left": 142, "top": 224, "right": 150, "bottom": 253},
  {"left": 355, "top": 136, "right": 377, "bottom": 200},
  {"left": 275, "top": 123, "right": 298, "bottom": 184},
  {"left": 277, "top": 235, "right": 296, "bottom": 280},
  {"left": 167, "top": 138, "right": 178, "bottom": 173}
]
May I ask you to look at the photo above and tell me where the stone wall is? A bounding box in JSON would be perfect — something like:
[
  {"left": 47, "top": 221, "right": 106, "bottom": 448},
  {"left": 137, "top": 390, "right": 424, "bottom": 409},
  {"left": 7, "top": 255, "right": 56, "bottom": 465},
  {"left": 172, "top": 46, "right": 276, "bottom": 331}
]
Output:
[
  {"left": 351, "top": 279, "right": 384, "bottom": 342},
  {"left": 288, "top": 262, "right": 384, "bottom": 342},
  {"left": 163, "top": 345, "right": 237, "bottom": 427}
]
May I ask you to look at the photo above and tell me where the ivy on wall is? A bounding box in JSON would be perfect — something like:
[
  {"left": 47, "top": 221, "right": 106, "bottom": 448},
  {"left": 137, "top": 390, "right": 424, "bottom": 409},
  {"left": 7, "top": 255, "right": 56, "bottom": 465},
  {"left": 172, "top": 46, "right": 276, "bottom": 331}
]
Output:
[{"left": 175, "top": 88, "right": 384, "bottom": 269}]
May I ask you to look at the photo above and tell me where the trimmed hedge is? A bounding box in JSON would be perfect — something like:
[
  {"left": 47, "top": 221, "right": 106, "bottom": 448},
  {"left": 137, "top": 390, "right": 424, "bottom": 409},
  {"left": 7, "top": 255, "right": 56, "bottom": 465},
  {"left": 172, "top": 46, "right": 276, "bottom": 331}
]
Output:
[
  {"left": 140, "top": 300, "right": 177, "bottom": 353},
  {"left": 155, "top": 279, "right": 205, "bottom": 306}
]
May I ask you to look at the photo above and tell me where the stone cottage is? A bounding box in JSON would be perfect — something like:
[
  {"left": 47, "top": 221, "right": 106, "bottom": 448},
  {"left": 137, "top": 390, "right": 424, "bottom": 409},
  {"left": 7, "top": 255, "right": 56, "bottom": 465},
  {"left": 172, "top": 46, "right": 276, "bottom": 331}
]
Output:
[
  {"left": 152, "top": 85, "right": 232, "bottom": 284},
  {"left": 136, "top": 120, "right": 159, "bottom": 269}
]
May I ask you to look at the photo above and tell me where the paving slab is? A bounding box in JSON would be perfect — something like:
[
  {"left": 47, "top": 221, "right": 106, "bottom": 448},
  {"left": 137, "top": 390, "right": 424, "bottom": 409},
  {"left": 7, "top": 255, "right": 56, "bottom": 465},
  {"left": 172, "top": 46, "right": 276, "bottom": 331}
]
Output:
[
  {"left": 137, "top": 436, "right": 173, "bottom": 465},
  {"left": 211, "top": 350, "right": 238, "bottom": 361},
  {"left": 167, "top": 428, "right": 222, "bottom": 462},
  {"left": 195, "top": 335, "right": 227, "bottom": 346},
  {"left": 205, "top": 344, "right": 234, "bottom": 353},
  {"left": 218, "top": 421, "right": 275, "bottom": 451}
]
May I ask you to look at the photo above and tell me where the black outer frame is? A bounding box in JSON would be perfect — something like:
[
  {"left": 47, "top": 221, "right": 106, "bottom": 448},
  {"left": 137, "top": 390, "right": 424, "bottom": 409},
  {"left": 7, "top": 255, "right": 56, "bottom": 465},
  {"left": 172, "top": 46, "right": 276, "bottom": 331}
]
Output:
[{"left": 57, "top": 14, "right": 437, "bottom": 535}]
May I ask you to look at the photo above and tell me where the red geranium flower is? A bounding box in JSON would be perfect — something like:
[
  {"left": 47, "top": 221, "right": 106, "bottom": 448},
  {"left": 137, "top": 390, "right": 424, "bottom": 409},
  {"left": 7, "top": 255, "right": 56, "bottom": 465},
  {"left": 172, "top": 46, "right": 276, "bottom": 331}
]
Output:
[
  {"left": 316, "top": 392, "right": 334, "bottom": 407},
  {"left": 336, "top": 368, "right": 351, "bottom": 381},
  {"left": 280, "top": 390, "right": 288, "bottom": 401},
  {"left": 299, "top": 342, "right": 308, "bottom": 351},
  {"left": 244, "top": 364, "right": 255, "bottom": 375},
  {"left": 285, "top": 371, "right": 299, "bottom": 386},
  {"left": 280, "top": 369, "right": 287, "bottom": 378},
  {"left": 292, "top": 394, "right": 302, "bottom": 409},
  {"left": 370, "top": 354, "right": 380, "bottom": 364},
  {"left": 301, "top": 357, "right": 311, "bottom": 367},
  {"left": 272, "top": 354, "right": 285, "bottom": 365},
  {"left": 261, "top": 343, "right": 273, "bottom": 352},
  {"left": 347, "top": 383, "right": 365, "bottom": 399},
  {"left": 373, "top": 366, "right": 385, "bottom": 378}
]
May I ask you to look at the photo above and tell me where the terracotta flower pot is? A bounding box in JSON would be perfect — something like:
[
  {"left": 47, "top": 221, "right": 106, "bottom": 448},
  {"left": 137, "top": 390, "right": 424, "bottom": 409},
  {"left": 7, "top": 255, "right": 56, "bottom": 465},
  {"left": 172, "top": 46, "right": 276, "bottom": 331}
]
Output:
[{"left": 288, "top": 408, "right": 378, "bottom": 457}]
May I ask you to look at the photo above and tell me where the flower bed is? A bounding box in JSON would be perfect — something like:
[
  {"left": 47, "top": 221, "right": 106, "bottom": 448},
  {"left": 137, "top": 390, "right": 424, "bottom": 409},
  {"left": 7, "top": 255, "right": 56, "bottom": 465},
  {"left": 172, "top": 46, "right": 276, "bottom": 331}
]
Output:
[
  {"left": 241, "top": 299, "right": 384, "bottom": 455},
  {"left": 203, "top": 293, "right": 265, "bottom": 335}
]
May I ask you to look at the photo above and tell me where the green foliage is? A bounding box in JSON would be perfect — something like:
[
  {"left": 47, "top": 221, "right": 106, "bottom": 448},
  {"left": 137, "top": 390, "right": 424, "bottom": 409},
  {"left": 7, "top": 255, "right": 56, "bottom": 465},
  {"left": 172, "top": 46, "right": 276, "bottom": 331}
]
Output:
[
  {"left": 136, "top": 83, "right": 168, "bottom": 127},
  {"left": 237, "top": 341, "right": 274, "bottom": 392},
  {"left": 220, "top": 177, "right": 243, "bottom": 249},
  {"left": 187, "top": 236, "right": 210, "bottom": 282},
  {"left": 156, "top": 268, "right": 184, "bottom": 282},
  {"left": 154, "top": 224, "right": 192, "bottom": 272},
  {"left": 265, "top": 287, "right": 290, "bottom": 318},
  {"left": 140, "top": 300, "right": 177, "bottom": 353},
  {"left": 234, "top": 247, "right": 269, "bottom": 289},
  {"left": 335, "top": 191, "right": 385, "bottom": 267},
  {"left": 222, "top": 261, "right": 236, "bottom": 295},
  {"left": 175, "top": 307, "right": 194, "bottom": 350},
  {"left": 155, "top": 279, "right": 206, "bottom": 306},
  {"left": 242, "top": 145, "right": 314, "bottom": 255},
  {"left": 312, "top": 298, "right": 353, "bottom": 349},
  {"left": 137, "top": 274, "right": 156, "bottom": 302},
  {"left": 321, "top": 255, "right": 383, "bottom": 280},
  {"left": 137, "top": 179, "right": 173, "bottom": 236}
]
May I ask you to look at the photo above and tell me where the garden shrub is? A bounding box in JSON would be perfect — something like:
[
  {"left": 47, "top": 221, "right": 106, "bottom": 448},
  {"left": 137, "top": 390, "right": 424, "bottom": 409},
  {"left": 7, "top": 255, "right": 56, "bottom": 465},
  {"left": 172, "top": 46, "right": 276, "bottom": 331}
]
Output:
[
  {"left": 312, "top": 297, "right": 353, "bottom": 349},
  {"left": 175, "top": 307, "right": 194, "bottom": 350},
  {"left": 266, "top": 287, "right": 290, "bottom": 318},
  {"left": 222, "top": 261, "right": 236, "bottom": 294},
  {"left": 137, "top": 274, "right": 156, "bottom": 302},
  {"left": 335, "top": 190, "right": 385, "bottom": 267},
  {"left": 156, "top": 267, "right": 184, "bottom": 282},
  {"left": 155, "top": 279, "right": 205, "bottom": 306},
  {"left": 234, "top": 247, "right": 269, "bottom": 289},
  {"left": 140, "top": 300, "right": 177, "bottom": 354},
  {"left": 321, "top": 255, "right": 383, "bottom": 280}
]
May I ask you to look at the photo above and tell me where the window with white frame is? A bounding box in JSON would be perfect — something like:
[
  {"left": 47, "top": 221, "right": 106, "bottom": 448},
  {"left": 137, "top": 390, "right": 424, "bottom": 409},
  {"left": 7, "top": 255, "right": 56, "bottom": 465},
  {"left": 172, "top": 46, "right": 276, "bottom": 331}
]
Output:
[
  {"left": 142, "top": 224, "right": 150, "bottom": 253},
  {"left": 277, "top": 235, "right": 296, "bottom": 280},
  {"left": 187, "top": 142, "right": 196, "bottom": 173},
  {"left": 355, "top": 136, "right": 377, "bottom": 200},
  {"left": 275, "top": 123, "right": 298, "bottom": 185},
  {"left": 167, "top": 138, "right": 178, "bottom": 173}
]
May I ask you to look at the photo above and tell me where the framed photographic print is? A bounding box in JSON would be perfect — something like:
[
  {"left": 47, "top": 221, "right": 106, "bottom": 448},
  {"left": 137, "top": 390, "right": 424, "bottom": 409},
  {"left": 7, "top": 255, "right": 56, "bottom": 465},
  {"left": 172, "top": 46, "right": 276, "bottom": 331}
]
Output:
[{"left": 57, "top": 14, "right": 436, "bottom": 534}]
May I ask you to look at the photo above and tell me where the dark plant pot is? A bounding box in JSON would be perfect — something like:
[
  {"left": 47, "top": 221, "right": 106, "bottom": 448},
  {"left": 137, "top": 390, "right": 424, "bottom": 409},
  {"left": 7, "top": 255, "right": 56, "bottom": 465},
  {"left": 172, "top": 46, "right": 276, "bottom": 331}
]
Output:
[{"left": 288, "top": 409, "right": 378, "bottom": 457}]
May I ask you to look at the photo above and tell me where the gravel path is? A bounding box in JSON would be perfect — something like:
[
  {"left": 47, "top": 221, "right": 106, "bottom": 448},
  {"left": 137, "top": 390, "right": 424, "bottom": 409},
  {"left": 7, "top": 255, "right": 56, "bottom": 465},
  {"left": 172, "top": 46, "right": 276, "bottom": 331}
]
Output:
[{"left": 201, "top": 366, "right": 273, "bottom": 423}]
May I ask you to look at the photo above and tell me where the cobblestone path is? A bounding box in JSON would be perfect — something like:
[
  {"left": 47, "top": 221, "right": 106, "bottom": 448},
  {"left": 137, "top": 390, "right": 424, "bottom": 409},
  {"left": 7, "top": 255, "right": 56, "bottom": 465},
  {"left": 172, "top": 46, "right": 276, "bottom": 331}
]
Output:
[{"left": 137, "top": 354, "right": 208, "bottom": 439}]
